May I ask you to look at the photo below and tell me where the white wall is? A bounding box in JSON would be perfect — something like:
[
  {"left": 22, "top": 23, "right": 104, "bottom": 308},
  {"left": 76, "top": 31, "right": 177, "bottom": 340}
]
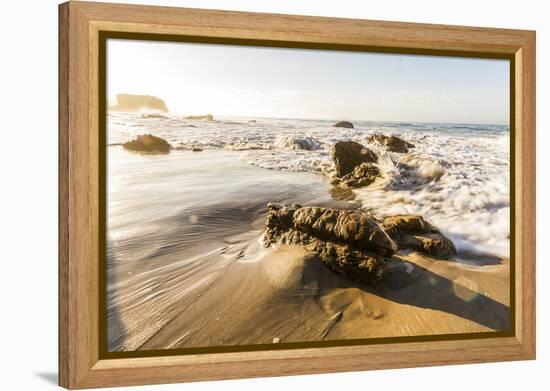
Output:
[{"left": 0, "top": 0, "right": 546, "bottom": 389}]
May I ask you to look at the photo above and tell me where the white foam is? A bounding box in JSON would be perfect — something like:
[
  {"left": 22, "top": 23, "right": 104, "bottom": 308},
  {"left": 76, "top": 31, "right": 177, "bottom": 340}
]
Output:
[{"left": 274, "top": 135, "right": 321, "bottom": 151}]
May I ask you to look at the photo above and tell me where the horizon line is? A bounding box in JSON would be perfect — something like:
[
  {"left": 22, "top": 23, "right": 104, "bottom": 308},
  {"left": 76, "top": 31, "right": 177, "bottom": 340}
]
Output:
[{"left": 108, "top": 109, "right": 509, "bottom": 127}]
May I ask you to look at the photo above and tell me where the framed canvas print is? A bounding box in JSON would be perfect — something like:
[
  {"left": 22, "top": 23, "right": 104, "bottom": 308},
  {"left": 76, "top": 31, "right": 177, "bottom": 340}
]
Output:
[{"left": 58, "top": 1, "right": 536, "bottom": 389}]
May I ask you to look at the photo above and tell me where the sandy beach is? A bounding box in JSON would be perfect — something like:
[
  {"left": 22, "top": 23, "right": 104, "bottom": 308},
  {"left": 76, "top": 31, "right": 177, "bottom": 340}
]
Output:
[
  {"left": 106, "top": 139, "right": 510, "bottom": 352},
  {"left": 123, "top": 246, "right": 509, "bottom": 352}
]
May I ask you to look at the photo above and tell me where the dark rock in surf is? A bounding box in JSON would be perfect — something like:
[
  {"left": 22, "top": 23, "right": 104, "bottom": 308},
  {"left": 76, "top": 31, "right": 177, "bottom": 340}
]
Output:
[
  {"left": 185, "top": 114, "right": 214, "bottom": 121},
  {"left": 338, "top": 162, "right": 381, "bottom": 188},
  {"left": 332, "top": 141, "right": 378, "bottom": 177},
  {"left": 333, "top": 121, "right": 354, "bottom": 129},
  {"left": 263, "top": 203, "right": 397, "bottom": 284},
  {"left": 380, "top": 215, "right": 456, "bottom": 258},
  {"left": 123, "top": 134, "right": 171, "bottom": 154},
  {"left": 140, "top": 112, "right": 169, "bottom": 119},
  {"left": 367, "top": 134, "right": 415, "bottom": 153}
]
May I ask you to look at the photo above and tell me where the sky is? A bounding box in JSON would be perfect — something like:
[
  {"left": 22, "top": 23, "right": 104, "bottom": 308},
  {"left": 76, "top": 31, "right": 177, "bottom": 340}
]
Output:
[{"left": 107, "top": 39, "right": 510, "bottom": 125}]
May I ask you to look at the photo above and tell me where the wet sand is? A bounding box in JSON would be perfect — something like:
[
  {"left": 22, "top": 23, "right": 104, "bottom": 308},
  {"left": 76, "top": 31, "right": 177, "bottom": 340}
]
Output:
[
  {"left": 108, "top": 226, "right": 509, "bottom": 352},
  {"left": 106, "top": 149, "right": 509, "bottom": 352}
]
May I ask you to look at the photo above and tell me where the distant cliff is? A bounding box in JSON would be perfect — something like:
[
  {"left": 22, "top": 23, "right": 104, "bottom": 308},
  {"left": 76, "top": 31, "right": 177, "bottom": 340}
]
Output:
[{"left": 109, "top": 94, "right": 169, "bottom": 113}]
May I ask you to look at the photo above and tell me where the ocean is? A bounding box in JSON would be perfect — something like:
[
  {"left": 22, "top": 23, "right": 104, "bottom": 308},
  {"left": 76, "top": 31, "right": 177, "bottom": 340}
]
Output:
[{"left": 108, "top": 112, "right": 510, "bottom": 258}]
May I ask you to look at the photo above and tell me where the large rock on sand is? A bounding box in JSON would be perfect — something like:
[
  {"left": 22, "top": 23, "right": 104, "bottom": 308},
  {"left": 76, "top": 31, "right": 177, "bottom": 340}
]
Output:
[
  {"left": 381, "top": 215, "right": 456, "bottom": 257},
  {"left": 367, "top": 134, "right": 415, "bottom": 153},
  {"left": 333, "top": 121, "right": 354, "bottom": 129},
  {"left": 123, "top": 134, "right": 171, "bottom": 154},
  {"left": 332, "top": 141, "right": 378, "bottom": 177},
  {"left": 263, "top": 203, "right": 397, "bottom": 284}
]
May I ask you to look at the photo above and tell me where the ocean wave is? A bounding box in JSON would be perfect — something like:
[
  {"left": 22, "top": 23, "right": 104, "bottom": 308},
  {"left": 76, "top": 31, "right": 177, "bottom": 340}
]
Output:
[
  {"left": 274, "top": 135, "right": 322, "bottom": 151},
  {"left": 398, "top": 154, "right": 447, "bottom": 181},
  {"left": 107, "top": 113, "right": 510, "bottom": 257}
]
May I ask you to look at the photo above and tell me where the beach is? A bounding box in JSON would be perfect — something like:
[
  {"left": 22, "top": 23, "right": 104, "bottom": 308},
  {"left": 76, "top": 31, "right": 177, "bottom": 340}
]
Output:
[{"left": 106, "top": 113, "right": 510, "bottom": 352}]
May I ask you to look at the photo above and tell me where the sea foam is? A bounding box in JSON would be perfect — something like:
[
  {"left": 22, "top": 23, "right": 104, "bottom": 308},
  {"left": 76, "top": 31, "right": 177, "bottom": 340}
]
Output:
[{"left": 108, "top": 112, "right": 510, "bottom": 257}]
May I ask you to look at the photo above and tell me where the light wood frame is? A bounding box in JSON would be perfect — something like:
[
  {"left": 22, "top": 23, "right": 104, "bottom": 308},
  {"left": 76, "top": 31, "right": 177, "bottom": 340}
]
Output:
[{"left": 59, "top": 1, "right": 536, "bottom": 389}]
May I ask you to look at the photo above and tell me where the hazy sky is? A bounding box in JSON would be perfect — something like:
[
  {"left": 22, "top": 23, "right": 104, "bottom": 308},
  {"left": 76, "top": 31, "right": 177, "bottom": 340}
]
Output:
[{"left": 107, "top": 39, "right": 510, "bottom": 125}]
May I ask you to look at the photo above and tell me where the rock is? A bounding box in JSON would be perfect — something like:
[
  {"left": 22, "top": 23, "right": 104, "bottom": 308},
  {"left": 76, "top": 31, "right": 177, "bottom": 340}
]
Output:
[
  {"left": 381, "top": 215, "right": 436, "bottom": 236},
  {"left": 338, "top": 162, "right": 380, "bottom": 188},
  {"left": 315, "top": 242, "right": 387, "bottom": 285},
  {"left": 332, "top": 141, "right": 378, "bottom": 177},
  {"left": 263, "top": 204, "right": 397, "bottom": 284},
  {"left": 191, "top": 147, "right": 203, "bottom": 152},
  {"left": 109, "top": 94, "right": 169, "bottom": 113},
  {"left": 333, "top": 121, "right": 354, "bottom": 128},
  {"left": 123, "top": 134, "right": 171, "bottom": 154},
  {"left": 401, "top": 234, "right": 456, "bottom": 258},
  {"left": 275, "top": 135, "right": 321, "bottom": 151},
  {"left": 140, "top": 112, "right": 168, "bottom": 119},
  {"left": 185, "top": 114, "right": 214, "bottom": 121},
  {"left": 380, "top": 215, "right": 456, "bottom": 257},
  {"left": 367, "top": 134, "right": 415, "bottom": 153}
]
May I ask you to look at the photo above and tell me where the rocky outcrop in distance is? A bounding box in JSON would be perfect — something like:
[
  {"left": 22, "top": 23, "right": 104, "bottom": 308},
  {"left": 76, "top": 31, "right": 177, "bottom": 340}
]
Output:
[
  {"left": 333, "top": 121, "right": 354, "bottom": 129},
  {"left": 185, "top": 114, "right": 214, "bottom": 121},
  {"left": 109, "top": 94, "right": 169, "bottom": 113},
  {"left": 141, "top": 112, "right": 169, "bottom": 119}
]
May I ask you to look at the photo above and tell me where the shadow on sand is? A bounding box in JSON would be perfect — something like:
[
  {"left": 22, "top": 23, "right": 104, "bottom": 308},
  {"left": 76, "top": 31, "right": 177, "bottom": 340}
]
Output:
[
  {"left": 301, "top": 255, "right": 509, "bottom": 331},
  {"left": 372, "top": 262, "right": 509, "bottom": 331}
]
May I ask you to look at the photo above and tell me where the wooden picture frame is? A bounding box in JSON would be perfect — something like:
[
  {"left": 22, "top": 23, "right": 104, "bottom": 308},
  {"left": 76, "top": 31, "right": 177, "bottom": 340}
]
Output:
[{"left": 59, "top": 1, "right": 536, "bottom": 389}]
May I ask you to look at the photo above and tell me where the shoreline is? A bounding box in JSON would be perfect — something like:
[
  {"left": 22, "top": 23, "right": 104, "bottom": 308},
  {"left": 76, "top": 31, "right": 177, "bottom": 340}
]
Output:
[{"left": 106, "top": 148, "right": 510, "bottom": 352}]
